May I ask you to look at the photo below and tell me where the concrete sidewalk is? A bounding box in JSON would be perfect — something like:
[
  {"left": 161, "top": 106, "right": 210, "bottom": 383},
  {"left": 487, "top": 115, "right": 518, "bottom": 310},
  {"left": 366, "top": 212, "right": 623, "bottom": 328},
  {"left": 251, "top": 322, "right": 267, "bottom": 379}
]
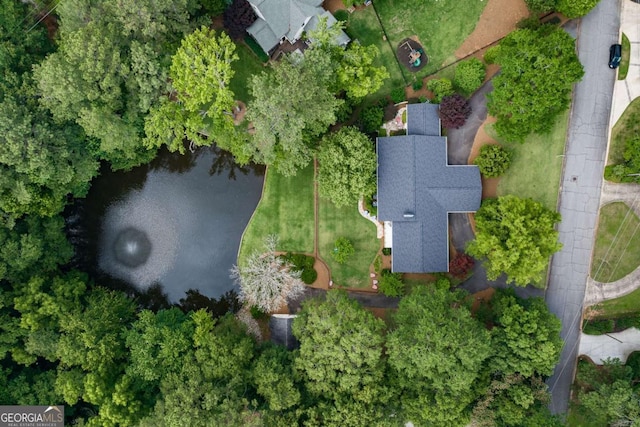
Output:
[{"left": 579, "top": 328, "right": 640, "bottom": 364}]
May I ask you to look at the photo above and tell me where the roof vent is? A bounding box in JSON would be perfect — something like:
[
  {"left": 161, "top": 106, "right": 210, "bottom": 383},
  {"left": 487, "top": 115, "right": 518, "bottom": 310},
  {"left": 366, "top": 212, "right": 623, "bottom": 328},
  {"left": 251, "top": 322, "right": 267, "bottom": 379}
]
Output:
[{"left": 403, "top": 212, "right": 415, "bottom": 218}]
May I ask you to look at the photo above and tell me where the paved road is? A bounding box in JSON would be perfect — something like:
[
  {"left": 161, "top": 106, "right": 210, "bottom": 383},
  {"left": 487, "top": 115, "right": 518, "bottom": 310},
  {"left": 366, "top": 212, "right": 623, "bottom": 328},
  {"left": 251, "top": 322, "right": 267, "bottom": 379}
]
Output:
[{"left": 545, "top": 0, "right": 620, "bottom": 414}]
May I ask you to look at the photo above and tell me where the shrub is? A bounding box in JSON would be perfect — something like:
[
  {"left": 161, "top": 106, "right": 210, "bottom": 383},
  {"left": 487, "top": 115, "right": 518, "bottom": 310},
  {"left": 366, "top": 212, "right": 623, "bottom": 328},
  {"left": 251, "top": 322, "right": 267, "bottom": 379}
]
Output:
[
  {"left": 335, "top": 99, "right": 354, "bottom": 123},
  {"left": 378, "top": 271, "right": 405, "bottom": 297},
  {"left": 361, "top": 105, "right": 384, "bottom": 134},
  {"left": 439, "top": 94, "right": 472, "bottom": 129},
  {"left": 582, "top": 319, "right": 615, "bottom": 335},
  {"left": 427, "top": 78, "right": 454, "bottom": 103},
  {"left": 301, "top": 268, "right": 318, "bottom": 284},
  {"left": 473, "top": 144, "right": 512, "bottom": 177},
  {"left": 418, "top": 95, "right": 428, "bottom": 103},
  {"left": 333, "top": 9, "right": 349, "bottom": 22},
  {"left": 524, "top": 0, "right": 555, "bottom": 12},
  {"left": 517, "top": 16, "right": 542, "bottom": 30},
  {"left": 391, "top": 87, "right": 406, "bottom": 104},
  {"left": 382, "top": 247, "right": 391, "bottom": 256},
  {"left": 483, "top": 46, "right": 500, "bottom": 65},
  {"left": 250, "top": 305, "right": 268, "bottom": 319},
  {"left": 331, "top": 237, "right": 355, "bottom": 264},
  {"left": 454, "top": 58, "right": 486, "bottom": 95},
  {"left": 448, "top": 253, "right": 475, "bottom": 280},
  {"left": 412, "top": 79, "right": 424, "bottom": 91},
  {"left": 557, "top": 0, "right": 600, "bottom": 18},
  {"left": 373, "top": 255, "right": 382, "bottom": 274}
]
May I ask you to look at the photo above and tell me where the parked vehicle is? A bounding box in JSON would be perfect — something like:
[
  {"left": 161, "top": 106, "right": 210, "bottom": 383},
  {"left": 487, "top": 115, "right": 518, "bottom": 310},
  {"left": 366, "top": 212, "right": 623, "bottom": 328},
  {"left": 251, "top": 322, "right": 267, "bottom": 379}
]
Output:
[{"left": 609, "top": 44, "right": 622, "bottom": 69}]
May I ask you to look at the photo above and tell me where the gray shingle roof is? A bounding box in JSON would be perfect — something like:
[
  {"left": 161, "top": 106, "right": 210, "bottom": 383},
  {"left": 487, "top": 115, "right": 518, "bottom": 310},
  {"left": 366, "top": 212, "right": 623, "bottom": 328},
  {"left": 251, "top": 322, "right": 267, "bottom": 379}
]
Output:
[
  {"left": 247, "top": 0, "right": 327, "bottom": 53},
  {"left": 377, "top": 103, "right": 481, "bottom": 273},
  {"left": 269, "top": 314, "right": 299, "bottom": 350}
]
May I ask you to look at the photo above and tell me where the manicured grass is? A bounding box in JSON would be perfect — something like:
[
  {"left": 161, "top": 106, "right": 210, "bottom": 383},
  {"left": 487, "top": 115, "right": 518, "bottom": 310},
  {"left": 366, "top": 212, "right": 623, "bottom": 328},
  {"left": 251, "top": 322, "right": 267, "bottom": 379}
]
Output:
[
  {"left": 373, "top": 0, "right": 487, "bottom": 77},
  {"left": 590, "top": 202, "right": 640, "bottom": 283},
  {"left": 618, "top": 33, "right": 631, "bottom": 81},
  {"left": 496, "top": 109, "right": 569, "bottom": 210},
  {"left": 609, "top": 97, "right": 640, "bottom": 165},
  {"left": 591, "top": 287, "right": 640, "bottom": 319},
  {"left": 239, "top": 164, "right": 315, "bottom": 265},
  {"left": 318, "top": 197, "right": 380, "bottom": 288},
  {"left": 230, "top": 40, "right": 268, "bottom": 103},
  {"left": 346, "top": 7, "right": 406, "bottom": 98}
]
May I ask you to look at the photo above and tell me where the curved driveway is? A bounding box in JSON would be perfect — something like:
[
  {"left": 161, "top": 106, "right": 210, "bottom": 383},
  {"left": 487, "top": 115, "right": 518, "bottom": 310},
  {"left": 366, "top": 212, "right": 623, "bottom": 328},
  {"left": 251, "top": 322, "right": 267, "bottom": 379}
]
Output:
[{"left": 545, "top": 0, "right": 620, "bottom": 414}]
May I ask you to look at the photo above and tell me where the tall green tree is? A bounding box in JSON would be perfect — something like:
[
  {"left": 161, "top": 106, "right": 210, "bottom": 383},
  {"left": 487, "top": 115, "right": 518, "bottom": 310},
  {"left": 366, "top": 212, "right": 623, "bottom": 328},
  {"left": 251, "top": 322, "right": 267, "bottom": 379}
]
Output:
[
  {"left": 467, "top": 196, "right": 562, "bottom": 287},
  {"left": 336, "top": 43, "right": 389, "bottom": 100},
  {"left": 386, "top": 284, "right": 492, "bottom": 426},
  {"left": 557, "top": 0, "right": 601, "bottom": 18},
  {"left": 248, "top": 57, "right": 342, "bottom": 176},
  {"left": 490, "top": 289, "right": 562, "bottom": 377},
  {"left": 144, "top": 27, "right": 250, "bottom": 161},
  {"left": 488, "top": 26, "right": 583, "bottom": 142},
  {"left": 292, "top": 291, "right": 394, "bottom": 425},
  {"left": 34, "top": 0, "right": 201, "bottom": 170},
  {"left": 317, "top": 127, "right": 377, "bottom": 207}
]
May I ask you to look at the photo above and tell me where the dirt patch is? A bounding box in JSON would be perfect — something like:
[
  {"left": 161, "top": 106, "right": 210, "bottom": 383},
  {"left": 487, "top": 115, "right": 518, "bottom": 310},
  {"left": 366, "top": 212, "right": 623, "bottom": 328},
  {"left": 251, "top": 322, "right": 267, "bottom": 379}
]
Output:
[
  {"left": 470, "top": 287, "right": 496, "bottom": 314},
  {"left": 397, "top": 38, "right": 427, "bottom": 73},
  {"left": 469, "top": 116, "right": 501, "bottom": 199},
  {"left": 232, "top": 101, "right": 247, "bottom": 125},
  {"left": 324, "top": 0, "right": 347, "bottom": 13},
  {"left": 455, "top": 0, "right": 529, "bottom": 59},
  {"left": 310, "top": 257, "right": 331, "bottom": 290}
]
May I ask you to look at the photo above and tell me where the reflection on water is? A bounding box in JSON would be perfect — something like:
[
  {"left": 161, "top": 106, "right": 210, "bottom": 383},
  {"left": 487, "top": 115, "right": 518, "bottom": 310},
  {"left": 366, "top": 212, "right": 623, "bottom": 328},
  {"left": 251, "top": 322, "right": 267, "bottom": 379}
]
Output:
[{"left": 72, "top": 146, "right": 265, "bottom": 302}]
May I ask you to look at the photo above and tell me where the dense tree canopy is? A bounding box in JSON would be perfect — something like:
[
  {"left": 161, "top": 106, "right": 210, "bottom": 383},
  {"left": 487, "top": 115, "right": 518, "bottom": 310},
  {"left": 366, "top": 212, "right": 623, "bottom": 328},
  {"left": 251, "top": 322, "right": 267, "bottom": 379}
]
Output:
[
  {"left": 490, "top": 289, "right": 562, "bottom": 377},
  {"left": 293, "top": 290, "right": 393, "bottom": 426},
  {"left": 317, "top": 127, "right": 377, "bottom": 207},
  {"left": 34, "top": 0, "right": 202, "bottom": 169},
  {"left": 387, "top": 284, "right": 492, "bottom": 426},
  {"left": 248, "top": 56, "right": 342, "bottom": 176},
  {"left": 488, "top": 26, "right": 583, "bottom": 142},
  {"left": 467, "top": 196, "right": 562, "bottom": 286},
  {"left": 144, "top": 27, "right": 250, "bottom": 161}
]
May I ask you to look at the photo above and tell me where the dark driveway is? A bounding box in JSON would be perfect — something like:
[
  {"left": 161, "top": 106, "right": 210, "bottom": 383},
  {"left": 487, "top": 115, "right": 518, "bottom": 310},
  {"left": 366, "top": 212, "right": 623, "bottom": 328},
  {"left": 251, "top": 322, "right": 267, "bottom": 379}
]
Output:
[{"left": 447, "top": 80, "right": 544, "bottom": 299}]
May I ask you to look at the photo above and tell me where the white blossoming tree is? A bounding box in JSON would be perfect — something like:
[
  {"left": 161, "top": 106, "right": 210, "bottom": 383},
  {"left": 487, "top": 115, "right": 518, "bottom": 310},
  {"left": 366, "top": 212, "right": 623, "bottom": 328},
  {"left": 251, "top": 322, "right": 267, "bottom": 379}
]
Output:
[{"left": 230, "top": 235, "right": 306, "bottom": 313}]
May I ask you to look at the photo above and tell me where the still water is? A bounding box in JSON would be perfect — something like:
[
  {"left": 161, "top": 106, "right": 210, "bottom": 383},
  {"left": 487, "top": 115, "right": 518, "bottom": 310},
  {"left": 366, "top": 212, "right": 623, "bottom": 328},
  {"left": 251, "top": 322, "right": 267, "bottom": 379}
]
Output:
[{"left": 73, "top": 146, "right": 264, "bottom": 302}]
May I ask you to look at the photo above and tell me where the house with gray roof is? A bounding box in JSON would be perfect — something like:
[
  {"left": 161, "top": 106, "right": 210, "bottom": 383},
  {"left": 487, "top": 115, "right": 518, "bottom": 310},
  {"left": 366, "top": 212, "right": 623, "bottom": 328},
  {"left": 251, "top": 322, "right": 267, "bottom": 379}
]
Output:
[
  {"left": 246, "top": 0, "right": 350, "bottom": 55},
  {"left": 376, "top": 103, "right": 482, "bottom": 273}
]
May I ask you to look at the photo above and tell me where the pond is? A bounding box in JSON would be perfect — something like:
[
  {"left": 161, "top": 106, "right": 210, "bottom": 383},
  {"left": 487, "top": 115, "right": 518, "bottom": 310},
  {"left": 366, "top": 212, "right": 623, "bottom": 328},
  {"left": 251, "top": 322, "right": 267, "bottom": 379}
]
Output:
[{"left": 68, "top": 146, "right": 265, "bottom": 303}]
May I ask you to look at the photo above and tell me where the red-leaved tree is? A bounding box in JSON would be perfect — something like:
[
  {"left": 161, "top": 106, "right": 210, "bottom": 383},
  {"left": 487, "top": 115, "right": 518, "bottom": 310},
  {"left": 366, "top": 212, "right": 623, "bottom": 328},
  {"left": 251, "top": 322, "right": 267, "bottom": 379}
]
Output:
[
  {"left": 439, "top": 93, "right": 472, "bottom": 129},
  {"left": 223, "top": 0, "right": 257, "bottom": 40},
  {"left": 448, "top": 253, "right": 475, "bottom": 280}
]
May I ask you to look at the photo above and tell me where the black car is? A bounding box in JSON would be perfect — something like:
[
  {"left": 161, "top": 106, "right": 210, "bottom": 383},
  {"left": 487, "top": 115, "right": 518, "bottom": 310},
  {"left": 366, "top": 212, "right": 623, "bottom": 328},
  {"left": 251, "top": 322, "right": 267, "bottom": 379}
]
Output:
[{"left": 609, "top": 44, "right": 622, "bottom": 69}]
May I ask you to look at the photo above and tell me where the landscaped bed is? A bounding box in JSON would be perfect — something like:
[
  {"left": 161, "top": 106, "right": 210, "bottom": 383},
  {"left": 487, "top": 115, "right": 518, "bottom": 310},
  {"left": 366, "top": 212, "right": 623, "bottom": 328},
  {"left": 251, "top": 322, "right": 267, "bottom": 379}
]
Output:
[
  {"left": 590, "top": 202, "right": 640, "bottom": 283},
  {"left": 239, "top": 164, "right": 315, "bottom": 264}
]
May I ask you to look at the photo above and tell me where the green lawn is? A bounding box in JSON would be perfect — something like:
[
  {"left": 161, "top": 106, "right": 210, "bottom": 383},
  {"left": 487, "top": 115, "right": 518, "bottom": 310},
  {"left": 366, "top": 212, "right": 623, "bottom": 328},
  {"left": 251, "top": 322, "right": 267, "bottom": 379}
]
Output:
[
  {"left": 318, "top": 197, "right": 380, "bottom": 288},
  {"left": 239, "top": 164, "right": 315, "bottom": 265},
  {"left": 230, "top": 40, "right": 268, "bottom": 103},
  {"left": 346, "top": 7, "right": 406, "bottom": 98},
  {"left": 618, "top": 33, "right": 631, "bottom": 81},
  {"left": 373, "top": 0, "right": 486, "bottom": 78},
  {"left": 496, "top": 109, "right": 569, "bottom": 210},
  {"left": 590, "top": 202, "right": 640, "bottom": 283},
  {"left": 609, "top": 97, "right": 640, "bottom": 165},
  {"left": 591, "top": 287, "right": 640, "bottom": 319}
]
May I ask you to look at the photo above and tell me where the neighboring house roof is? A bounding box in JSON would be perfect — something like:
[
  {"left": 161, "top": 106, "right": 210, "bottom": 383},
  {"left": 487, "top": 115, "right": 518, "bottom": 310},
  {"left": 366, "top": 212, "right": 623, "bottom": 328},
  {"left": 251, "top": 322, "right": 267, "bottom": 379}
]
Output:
[
  {"left": 247, "top": 0, "right": 349, "bottom": 53},
  {"left": 376, "top": 103, "right": 482, "bottom": 273},
  {"left": 269, "top": 314, "right": 299, "bottom": 350}
]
